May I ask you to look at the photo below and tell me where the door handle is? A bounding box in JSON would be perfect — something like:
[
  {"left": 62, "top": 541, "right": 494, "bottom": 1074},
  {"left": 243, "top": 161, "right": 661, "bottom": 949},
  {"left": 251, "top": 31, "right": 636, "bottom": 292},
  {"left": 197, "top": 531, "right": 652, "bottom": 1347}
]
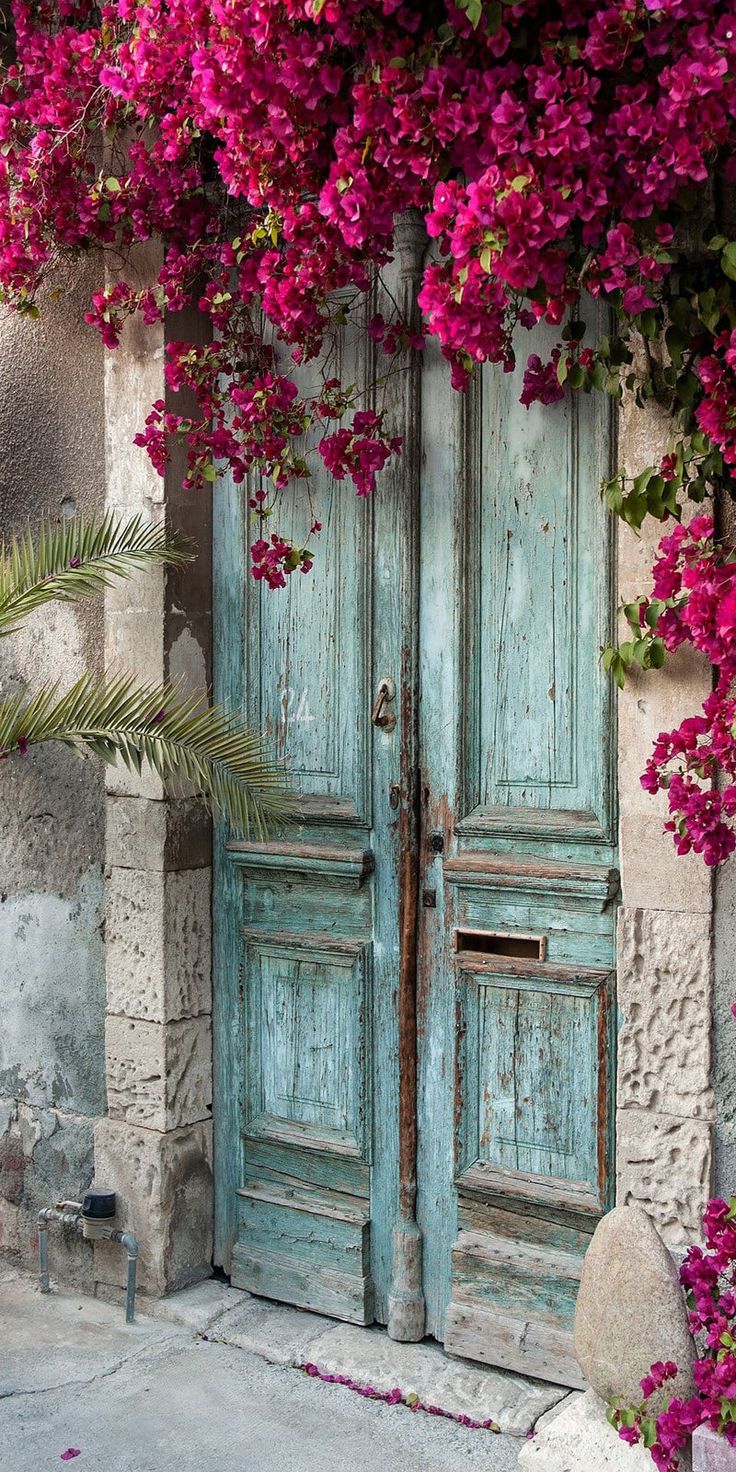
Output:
[{"left": 371, "top": 677, "right": 396, "bottom": 730}]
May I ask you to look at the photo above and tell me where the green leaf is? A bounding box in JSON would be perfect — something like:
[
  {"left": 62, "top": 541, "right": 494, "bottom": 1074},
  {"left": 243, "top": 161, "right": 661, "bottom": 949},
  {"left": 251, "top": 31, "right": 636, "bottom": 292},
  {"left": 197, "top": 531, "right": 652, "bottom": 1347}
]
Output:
[
  {"left": 0, "top": 512, "right": 192, "bottom": 638},
  {"left": 638, "top": 309, "right": 659, "bottom": 339},
  {"left": 0, "top": 672, "right": 292, "bottom": 838},
  {"left": 105, "top": 175, "right": 122, "bottom": 192},
  {"left": 641, "top": 1419, "right": 657, "bottom": 1449},
  {"left": 461, "top": 0, "right": 484, "bottom": 26},
  {"left": 722, "top": 243, "right": 736, "bottom": 282},
  {"left": 648, "top": 638, "right": 666, "bottom": 669}
]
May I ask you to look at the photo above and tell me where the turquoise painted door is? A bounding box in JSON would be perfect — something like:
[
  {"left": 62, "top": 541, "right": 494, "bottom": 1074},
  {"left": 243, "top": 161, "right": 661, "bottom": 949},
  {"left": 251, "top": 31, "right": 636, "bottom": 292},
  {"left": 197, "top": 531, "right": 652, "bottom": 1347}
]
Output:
[{"left": 213, "top": 229, "right": 618, "bottom": 1384}]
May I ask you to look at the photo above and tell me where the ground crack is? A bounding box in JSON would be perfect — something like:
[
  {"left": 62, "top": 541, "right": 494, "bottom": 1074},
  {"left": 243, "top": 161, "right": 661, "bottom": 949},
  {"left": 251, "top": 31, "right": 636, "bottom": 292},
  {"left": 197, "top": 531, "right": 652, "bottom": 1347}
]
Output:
[{"left": 0, "top": 1331, "right": 181, "bottom": 1401}]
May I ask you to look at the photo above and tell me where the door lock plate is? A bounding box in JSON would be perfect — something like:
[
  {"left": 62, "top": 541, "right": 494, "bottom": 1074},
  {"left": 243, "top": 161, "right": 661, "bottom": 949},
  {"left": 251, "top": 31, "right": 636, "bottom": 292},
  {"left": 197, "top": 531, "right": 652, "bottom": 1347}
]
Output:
[{"left": 422, "top": 888, "right": 437, "bottom": 908}]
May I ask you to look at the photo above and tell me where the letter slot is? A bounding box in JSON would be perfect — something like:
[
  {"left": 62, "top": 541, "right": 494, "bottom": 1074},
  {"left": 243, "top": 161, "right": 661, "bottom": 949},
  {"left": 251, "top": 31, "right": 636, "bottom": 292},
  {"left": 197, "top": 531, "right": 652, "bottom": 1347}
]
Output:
[{"left": 455, "top": 928, "right": 547, "bottom": 962}]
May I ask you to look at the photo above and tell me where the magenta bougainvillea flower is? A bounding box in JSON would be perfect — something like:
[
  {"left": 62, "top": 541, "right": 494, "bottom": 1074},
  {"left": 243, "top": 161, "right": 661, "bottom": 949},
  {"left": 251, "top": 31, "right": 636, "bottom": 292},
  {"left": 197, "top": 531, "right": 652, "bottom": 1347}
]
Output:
[
  {"left": 610, "top": 1197, "right": 736, "bottom": 1470},
  {"left": 4, "top": 3, "right": 736, "bottom": 860}
]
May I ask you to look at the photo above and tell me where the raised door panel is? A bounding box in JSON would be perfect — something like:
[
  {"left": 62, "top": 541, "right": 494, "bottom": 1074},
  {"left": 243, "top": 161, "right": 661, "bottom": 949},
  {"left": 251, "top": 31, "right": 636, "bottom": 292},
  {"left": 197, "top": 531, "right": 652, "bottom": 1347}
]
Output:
[
  {"left": 455, "top": 959, "right": 614, "bottom": 1213},
  {"left": 242, "top": 934, "right": 371, "bottom": 1161},
  {"left": 244, "top": 329, "right": 373, "bottom": 825},
  {"left": 231, "top": 932, "right": 374, "bottom": 1323},
  {"left": 461, "top": 313, "right": 614, "bottom": 847}
]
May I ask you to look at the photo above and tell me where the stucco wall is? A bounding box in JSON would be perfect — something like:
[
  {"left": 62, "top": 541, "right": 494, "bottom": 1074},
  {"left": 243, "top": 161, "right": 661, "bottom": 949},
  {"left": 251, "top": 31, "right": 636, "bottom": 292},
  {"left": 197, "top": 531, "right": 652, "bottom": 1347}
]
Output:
[{"left": 0, "top": 265, "right": 106, "bottom": 1286}]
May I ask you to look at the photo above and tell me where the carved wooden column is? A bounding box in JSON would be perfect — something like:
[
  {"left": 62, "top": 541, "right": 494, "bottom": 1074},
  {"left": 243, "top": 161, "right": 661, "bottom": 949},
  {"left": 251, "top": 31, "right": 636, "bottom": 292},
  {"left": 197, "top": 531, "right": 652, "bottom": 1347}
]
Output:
[{"left": 385, "top": 209, "right": 427, "bottom": 1342}]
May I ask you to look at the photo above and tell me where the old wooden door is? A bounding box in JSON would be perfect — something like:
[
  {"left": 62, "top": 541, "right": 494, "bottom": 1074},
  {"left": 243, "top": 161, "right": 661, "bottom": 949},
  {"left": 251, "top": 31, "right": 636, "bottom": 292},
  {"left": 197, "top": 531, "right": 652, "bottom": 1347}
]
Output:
[{"left": 213, "top": 224, "right": 618, "bottom": 1385}]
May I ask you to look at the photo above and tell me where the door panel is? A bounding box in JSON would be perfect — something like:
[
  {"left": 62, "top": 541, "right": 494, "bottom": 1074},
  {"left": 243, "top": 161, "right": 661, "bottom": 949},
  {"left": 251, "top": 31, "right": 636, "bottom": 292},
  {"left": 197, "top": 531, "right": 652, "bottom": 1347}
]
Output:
[
  {"left": 251, "top": 475, "right": 371, "bottom": 820},
  {"left": 417, "top": 312, "right": 618, "bottom": 1383},
  {"left": 213, "top": 232, "right": 425, "bottom": 1330},
  {"left": 213, "top": 310, "right": 386, "bottom": 1324},
  {"left": 214, "top": 271, "right": 618, "bottom": 1381},
  {"left": 470, "top": 335, "right": 613, "bottom": 829}
]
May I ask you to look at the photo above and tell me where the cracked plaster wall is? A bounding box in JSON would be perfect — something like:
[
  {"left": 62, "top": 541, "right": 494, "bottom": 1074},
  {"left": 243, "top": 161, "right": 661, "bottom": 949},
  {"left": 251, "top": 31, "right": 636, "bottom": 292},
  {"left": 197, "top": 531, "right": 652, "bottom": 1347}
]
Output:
[{"left": 0, "top": 264, "right": 106, "bottom": 1286}]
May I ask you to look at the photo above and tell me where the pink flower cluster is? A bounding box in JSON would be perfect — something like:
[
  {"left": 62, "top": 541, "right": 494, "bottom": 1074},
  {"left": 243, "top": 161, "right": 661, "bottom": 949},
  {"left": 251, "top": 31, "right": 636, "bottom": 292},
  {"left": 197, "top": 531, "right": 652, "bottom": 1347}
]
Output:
[
  {"left": 1, "top": 0, "right": 736, "bottom": 587},
  {"left": 611, "top": 1196, "right": 736, "bottom": 1471},
  {"left": 638, "top": 516, "right": 736, "bottom": 865}
]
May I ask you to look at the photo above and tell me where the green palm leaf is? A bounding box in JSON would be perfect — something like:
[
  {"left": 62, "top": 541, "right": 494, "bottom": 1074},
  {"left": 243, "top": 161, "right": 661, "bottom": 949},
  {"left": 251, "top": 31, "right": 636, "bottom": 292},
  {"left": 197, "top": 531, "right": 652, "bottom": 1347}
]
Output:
[
  {"left": 0, "top": 512, "right": 192, "bottom": 636},
  {"left": 0, "top": 672, "right": 291, "bottom": 838}
]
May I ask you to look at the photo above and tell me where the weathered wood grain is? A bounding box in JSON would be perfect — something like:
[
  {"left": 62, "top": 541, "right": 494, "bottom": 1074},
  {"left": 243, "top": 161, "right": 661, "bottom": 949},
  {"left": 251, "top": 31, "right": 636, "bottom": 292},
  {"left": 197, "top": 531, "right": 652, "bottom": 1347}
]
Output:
[
  {"left": 444, "top": 1301, "right": 586, "bottom": 1390},
  {"left": 214, "top": 279, "right": 617, "bottom": 1377}
]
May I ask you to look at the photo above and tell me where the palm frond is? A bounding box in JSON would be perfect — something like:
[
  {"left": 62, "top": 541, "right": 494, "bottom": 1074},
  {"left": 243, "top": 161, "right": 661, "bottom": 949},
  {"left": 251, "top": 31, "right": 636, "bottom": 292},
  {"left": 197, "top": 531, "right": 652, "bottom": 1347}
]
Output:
[
  {"left": 0, "top": 673, "right": 291, "bottom": 838},
  {"left": 0, "top": 512, "right": 193, "bottom": 637}
]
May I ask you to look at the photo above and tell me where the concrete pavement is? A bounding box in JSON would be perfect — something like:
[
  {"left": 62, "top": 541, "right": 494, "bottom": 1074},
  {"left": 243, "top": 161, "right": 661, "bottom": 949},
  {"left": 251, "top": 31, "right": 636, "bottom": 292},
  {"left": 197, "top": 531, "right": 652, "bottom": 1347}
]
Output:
[{"left": 0, "top": 1269, "right": 536, "bottom": 1471}]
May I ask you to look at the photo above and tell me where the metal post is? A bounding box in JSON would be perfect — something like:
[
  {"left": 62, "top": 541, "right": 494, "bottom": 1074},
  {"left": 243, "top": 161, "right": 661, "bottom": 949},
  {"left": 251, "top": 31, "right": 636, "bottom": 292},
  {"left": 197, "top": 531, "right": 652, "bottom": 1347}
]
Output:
[
  {"left": 37, "top": 1213, "right": 49, "bottom": 1293},
  {"left": 110, "top": 1230, "right": 139, "bottom": 1323}
]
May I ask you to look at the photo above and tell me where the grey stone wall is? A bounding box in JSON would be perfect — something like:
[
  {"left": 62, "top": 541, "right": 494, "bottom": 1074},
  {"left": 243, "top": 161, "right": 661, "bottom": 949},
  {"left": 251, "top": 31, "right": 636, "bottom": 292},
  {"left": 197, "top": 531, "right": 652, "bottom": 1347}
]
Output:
[
  {"left": 0, "top": 265, "right": 106, "bottom": 1285},
  {"left": 94, "top": 249, "right": 215, "bottom": 1299},
  {"left": 615, "top": 394, "right": 716, "bottom": 1245}
]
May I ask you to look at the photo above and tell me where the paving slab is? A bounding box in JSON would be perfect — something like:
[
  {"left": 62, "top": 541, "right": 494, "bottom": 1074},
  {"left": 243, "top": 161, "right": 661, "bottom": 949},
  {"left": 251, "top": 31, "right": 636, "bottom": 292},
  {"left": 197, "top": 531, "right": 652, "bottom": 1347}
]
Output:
[
  {"left": 518, "top": 1387, "right": 692, "bottom": 1471},
  {"left": 209, "top": 1290, "right": 334, "bottom": 1366},
  {"left": 300, "top": 1320, "right": 568, "bottom": 1436},
  {"left": 100, "top": 1276, "right": 242, "bottom": 1334}
]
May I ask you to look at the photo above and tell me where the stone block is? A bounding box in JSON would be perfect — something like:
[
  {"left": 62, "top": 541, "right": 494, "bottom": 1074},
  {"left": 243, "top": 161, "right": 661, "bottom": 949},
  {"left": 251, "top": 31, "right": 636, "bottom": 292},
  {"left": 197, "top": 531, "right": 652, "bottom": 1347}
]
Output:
[
  {"left": 616, "top": 489, "right": 713, "bottom": 918},
  {"left": 104, "top": 254, "right": 165, "bottom": 511},
  {"left": 619, "top": 814, "right": 713, "bottom": 915},
  {"left": 106, "top": 796, "right": 211, "bottom": 872},
  {"left": 574, "top": 1205, "right": 695, "bottom": 1412},
  {"left": 105, "top": 1015, "right": 212, "bottom": 1131},
  {"left": 617, "top": 1109, "right": 713, "bottom": 1245},
  {"left": 210, "top": 1295, "right": 331, "bottom": 1368},
  {"left": 518, "top": 1389, "right": 667, "bottom": 1471},
  {"left": 299, "top": 1321, "right": 568, "bottom": 1436},
  {"left": 693, "top": 1425, "right": 736, "bottom": 1471},
  {"left": 105, "top": 867, "right": 211, "bottom": 1023},
  {"left": 617, "top": 909, "right": 714, "bottom": 1120},
  {"left": 93, "top": 1117, "right": 213, "bottom": 1295}
]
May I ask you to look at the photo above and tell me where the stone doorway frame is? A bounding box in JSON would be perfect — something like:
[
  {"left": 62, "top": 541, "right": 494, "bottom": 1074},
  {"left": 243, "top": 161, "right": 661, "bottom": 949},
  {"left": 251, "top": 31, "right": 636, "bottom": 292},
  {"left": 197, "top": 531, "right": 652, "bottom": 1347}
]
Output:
[{"left": 95, "top": 265, "right": 717, "bottom": 1300}]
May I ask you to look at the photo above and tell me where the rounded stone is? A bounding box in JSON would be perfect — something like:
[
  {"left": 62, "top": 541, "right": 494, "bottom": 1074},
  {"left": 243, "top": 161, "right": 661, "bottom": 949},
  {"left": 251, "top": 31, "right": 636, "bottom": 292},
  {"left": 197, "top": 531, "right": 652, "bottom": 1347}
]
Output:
[{"left": 574, "top": 1204, "right": 695, "bottom": 1411}]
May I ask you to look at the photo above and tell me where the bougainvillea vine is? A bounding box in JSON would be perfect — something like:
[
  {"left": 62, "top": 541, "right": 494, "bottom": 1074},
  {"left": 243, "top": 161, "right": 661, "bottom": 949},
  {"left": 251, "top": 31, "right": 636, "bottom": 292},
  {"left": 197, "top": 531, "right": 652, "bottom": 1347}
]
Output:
[
  {"left": 4, "top": 2, "right": 736, "bottom": 858},
  {"left": 609, "top": 1195, "right": 736, "bottom": 1470}
]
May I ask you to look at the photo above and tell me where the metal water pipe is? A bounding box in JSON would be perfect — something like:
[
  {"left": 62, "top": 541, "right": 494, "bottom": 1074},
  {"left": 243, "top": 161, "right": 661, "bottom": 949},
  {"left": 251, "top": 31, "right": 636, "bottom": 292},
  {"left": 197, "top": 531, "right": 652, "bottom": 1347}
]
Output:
[{"left": 37, "top": 1190, "right": 138, "bottom": 1323}]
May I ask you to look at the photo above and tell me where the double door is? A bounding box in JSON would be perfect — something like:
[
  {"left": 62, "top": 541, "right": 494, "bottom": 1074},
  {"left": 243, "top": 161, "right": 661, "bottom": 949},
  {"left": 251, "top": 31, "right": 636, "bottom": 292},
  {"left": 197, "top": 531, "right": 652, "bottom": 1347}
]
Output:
[{"left": 213, "top": 228, "right": 618, "bottom": 1386}]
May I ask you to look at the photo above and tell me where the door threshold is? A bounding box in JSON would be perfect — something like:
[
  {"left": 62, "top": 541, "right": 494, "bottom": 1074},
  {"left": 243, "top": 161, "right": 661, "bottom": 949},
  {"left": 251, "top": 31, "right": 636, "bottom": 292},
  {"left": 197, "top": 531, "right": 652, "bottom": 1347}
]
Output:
[{"left": 135, "top": 1278, "right": 575, "bottom": 1439}]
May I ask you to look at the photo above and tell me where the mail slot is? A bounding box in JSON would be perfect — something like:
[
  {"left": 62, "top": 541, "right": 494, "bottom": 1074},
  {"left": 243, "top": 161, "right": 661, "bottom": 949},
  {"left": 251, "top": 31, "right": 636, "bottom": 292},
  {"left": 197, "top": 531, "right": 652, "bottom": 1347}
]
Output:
[{"left": 455, "top": 928, "right": 547, "bottom": 962}]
